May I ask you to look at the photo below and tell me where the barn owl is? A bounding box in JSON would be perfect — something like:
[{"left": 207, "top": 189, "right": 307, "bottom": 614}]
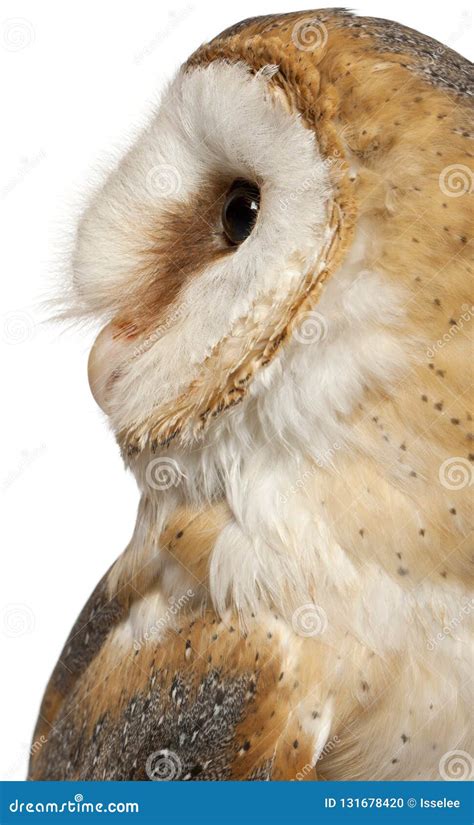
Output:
[{"left": 30, "top": 10, "right": 473, "bottom": 782}]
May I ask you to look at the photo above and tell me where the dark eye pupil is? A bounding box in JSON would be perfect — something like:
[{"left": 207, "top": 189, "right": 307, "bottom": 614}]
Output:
[{"left": 222, "top": 180, "right": 260, "bottom": 245}]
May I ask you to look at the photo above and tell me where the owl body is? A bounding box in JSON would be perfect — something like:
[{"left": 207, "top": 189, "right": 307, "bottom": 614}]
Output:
[{"left": 30, "top": 11, "right": 473, "bottom": 781}]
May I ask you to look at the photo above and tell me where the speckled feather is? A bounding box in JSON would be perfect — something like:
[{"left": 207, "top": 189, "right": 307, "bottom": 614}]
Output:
[{"left": 30, "top": 10, "right": 473, "bottom": 781}]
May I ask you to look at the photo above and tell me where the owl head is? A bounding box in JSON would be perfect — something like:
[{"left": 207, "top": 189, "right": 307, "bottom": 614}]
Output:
[
  {"left": 74, "top": 14, "right": 362, "bottom": 466},
  {"left": 75, "top": 9, "right": 452, "bottom": 503}
]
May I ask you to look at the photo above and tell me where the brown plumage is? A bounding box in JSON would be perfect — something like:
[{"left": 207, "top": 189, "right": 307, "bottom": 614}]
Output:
[{"left": 30, "top": 10, "right": 473, "bottom": 781}]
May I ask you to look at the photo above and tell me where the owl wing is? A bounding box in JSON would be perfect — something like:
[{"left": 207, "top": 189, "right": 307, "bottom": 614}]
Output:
[
  {"left": 29, "top": 601, "right": 320, "bottom": 781},
  {"left": 28, "top": 572, "right": 126, "bottom": 766}
]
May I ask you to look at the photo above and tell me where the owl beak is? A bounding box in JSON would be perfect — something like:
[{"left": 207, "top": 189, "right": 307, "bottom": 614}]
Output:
[{"left": 88, "top": 322, "right": 132, "bottom": 413}]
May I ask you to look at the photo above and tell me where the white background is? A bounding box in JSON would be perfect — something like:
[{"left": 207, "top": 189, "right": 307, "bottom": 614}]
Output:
[{"left": 0, "top": 0, "right": 472, "bottom": 780}]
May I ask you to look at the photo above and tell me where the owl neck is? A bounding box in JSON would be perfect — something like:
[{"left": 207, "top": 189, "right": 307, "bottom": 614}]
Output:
[{"left": 109, "top": 216, "right": 469, "bottom": 619}]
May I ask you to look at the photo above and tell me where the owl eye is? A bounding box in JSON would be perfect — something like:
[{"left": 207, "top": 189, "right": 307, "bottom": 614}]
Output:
[{"left": 222, "top": 180, "right": 260, "bottom": 245}]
